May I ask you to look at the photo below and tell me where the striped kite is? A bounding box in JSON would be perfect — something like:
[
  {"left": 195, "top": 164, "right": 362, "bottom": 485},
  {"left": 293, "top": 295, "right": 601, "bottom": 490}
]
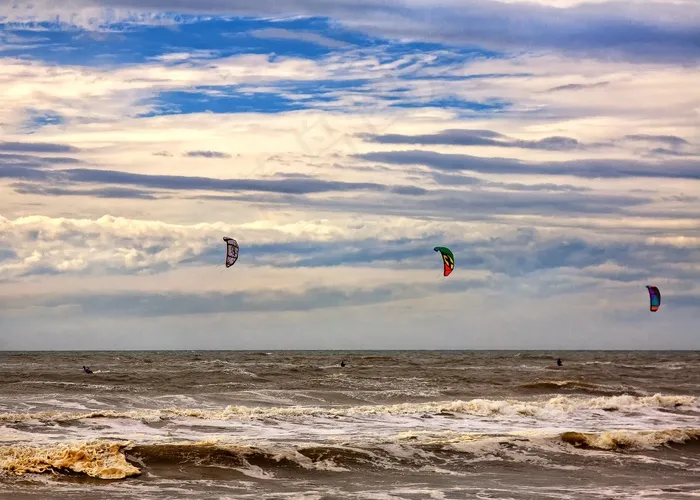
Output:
[{"left": 223, "top": 237, "right": 239, "bottom": 268}]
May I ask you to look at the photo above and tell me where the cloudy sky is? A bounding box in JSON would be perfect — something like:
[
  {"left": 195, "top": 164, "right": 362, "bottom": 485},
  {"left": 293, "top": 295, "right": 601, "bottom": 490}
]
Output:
[{"left": 0, "top": 0, "right": 698, "bottom": 350}]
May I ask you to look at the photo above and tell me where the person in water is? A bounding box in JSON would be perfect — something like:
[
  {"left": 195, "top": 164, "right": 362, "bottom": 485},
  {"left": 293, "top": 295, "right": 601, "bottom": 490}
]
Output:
[
  {"left": 83, "top": 366, "right": 93, "bottom": 374},
  {"left": 340, "top": 360, "right": 346, "bottom": 368},
  {"left": 556, "top": 358, "right": 562, "bottom": 367}
]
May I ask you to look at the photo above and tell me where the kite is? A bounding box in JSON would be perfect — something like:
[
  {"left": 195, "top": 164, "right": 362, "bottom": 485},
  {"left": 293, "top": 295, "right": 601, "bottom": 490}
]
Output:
[
  {"left": 646, "top": 285, "right": 660, "bottom": 312},
  {"left": 223, "top": 237, "right": 239, "bottom": 268},
  {"left": 434, "top": 246, "right": 454, "bottom": 277}
]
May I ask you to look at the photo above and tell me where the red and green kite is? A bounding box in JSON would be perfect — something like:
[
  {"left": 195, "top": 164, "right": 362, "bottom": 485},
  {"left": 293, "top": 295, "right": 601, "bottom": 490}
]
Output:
[{"left": 434, "top": 246, "right": 454, "bottom": 277}]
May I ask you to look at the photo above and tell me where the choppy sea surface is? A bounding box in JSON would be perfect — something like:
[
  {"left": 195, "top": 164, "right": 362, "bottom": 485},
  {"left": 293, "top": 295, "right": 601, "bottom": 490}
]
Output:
[{"left": 0, "top": 350, "right": 699, "bottom": 499}]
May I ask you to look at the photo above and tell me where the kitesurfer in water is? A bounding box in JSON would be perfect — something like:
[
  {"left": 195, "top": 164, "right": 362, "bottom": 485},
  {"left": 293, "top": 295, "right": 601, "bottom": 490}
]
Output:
[
  {"left": 556, "top": 358, "right": 562, "bottom": 367},
  {"left": 83, "top": 366, "right": 93, "bottom": 374}
]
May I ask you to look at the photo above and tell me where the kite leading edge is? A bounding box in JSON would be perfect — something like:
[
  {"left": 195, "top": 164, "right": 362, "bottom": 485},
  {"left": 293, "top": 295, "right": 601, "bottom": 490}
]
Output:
[
  {"left": 434, "top": 246, "right": 454, "bottom": 277},
  {"left": 646, "top": 285, "right": 660, "bottom": 312},
  {"left": 223, "top": 237, "right": 239, "bottom": 268}
]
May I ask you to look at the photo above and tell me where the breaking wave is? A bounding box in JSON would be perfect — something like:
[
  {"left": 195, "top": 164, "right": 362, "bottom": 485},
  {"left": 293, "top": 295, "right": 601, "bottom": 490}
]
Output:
[
  {"left": 0, "top": 394, "right": 695, "bottom": 424},
  {"left": 2, "top": 428, "right": 699, "bottom": 480},
  {"left": 560, "top": 428, "right": 700, "bottom": 451},
  {"left": 0, "top": 441, "right": 138, "bottom": 479}
]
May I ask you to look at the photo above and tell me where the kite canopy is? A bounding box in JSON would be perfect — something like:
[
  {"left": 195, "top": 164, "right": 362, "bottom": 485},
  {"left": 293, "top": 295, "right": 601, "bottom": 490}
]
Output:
[
  {"left": 434, "top": 246, "right": 454, "bottom": 277},
  {"left": 223, "top": 237, "right": 239, "bottom": 268},
  {"left": 646, "top": 285, "right": 660, "bottom": 312}
]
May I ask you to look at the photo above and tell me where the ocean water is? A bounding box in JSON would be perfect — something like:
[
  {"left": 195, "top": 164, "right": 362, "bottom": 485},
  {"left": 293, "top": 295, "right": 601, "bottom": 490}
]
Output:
[{"left": 0, "top": 350, "right": 699, "bottom": 499}]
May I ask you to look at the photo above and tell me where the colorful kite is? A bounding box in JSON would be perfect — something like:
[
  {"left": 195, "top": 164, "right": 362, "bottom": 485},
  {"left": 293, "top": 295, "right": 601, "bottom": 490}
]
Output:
[
  {"left": 223, "top": 237, "right": 239, "bottom": 268},
  {"left": 434, "top": 246, "right": 454, "bottom": 277},
  {"left": 646, "top": 285, "right": 660, "bottom": 312}
]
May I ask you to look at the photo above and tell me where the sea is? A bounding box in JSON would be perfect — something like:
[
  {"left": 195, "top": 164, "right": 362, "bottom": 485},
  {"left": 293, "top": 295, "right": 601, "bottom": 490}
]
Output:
[{"left": 0, "top": 350, "right": 698, "bottom": 499}]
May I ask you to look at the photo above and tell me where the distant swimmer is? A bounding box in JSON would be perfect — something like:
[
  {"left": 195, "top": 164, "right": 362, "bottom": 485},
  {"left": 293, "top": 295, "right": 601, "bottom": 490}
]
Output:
[
  {"left": 340, "top": 360, "right": 346, "bottom": 368},
  {"left": 83, "top": 366, "right": 93, "bottom": 374},
  {"left": 556, "top": 358, "right": 562, "bottom": 367}
]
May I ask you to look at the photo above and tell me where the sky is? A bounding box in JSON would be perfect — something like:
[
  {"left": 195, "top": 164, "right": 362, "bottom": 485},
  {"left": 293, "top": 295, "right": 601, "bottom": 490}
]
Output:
[{"left": 0, "top": 0, "right": 699, "bottom": 350}]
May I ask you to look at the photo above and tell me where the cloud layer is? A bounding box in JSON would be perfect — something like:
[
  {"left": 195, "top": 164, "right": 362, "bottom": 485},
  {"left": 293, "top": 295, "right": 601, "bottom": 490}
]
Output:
[
  {"left": 0, "top": 1, "right": 698, "bottom": 349},
  {"left": 2, "top": 0, "right": 700, "bottom": 62}
]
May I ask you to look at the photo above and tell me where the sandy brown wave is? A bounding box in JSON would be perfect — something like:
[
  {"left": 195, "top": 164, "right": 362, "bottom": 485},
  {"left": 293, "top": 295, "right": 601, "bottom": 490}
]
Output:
[
  {"left": 560, "top": 428, "right": 700, "bottom": 451},
  {"left": 0, "top": 441, "right": 139, "bottom": 479}
]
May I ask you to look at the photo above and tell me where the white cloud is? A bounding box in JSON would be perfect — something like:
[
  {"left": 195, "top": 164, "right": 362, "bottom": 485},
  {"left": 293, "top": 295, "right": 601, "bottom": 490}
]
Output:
[
  {"left": 2, "top": 47, "right": 697, "bottom": 167},
  {"left": 0, "top": 53, "right": 326, "bottom": 128},
  {"left": 0, "top": 213, "right": 430, "bottom": 279}
]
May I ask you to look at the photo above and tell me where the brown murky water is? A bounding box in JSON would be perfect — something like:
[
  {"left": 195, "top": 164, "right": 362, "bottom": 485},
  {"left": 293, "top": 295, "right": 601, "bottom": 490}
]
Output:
[{"left": 1, "top": 350, "right": 699, "bottom": 499}]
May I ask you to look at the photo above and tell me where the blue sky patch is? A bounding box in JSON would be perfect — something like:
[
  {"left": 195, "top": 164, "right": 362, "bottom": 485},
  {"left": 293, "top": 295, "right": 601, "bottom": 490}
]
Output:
[
  {"left": 137, "top": 88, "right": 310, "bottom": 116},
  {"left": 0, "top": 17, "right": 380, "bottom": 66},
  {"left": 20, "top": 109, "right": 65, "bottom": 133}
]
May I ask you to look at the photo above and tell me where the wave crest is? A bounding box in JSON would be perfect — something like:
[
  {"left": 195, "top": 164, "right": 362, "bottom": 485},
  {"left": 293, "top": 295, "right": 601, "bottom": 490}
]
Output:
[
  {"left": 0, "top": 441, "right": 139, "bottom": 479},
  {"left": 3, "top": 427, "right": 699, "bottom": 480},
  {"left": 0, "top": 394, "right": 695, "bottom": 424},
  {"left": 560, "top": 428, "right": 700, "bottom": 451}
]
